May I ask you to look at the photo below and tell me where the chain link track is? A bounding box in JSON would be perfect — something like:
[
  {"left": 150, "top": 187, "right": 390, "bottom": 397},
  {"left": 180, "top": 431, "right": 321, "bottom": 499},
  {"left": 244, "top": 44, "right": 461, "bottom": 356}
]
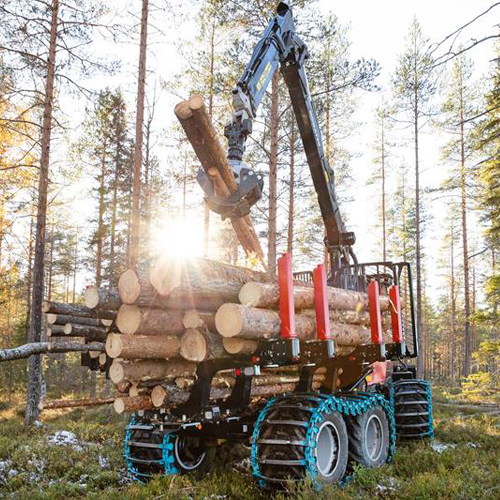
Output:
[
  {"left": 124, "top": 417, "right": 179, "bottom": 481},
  {"left": 251, "top": 391, "right": 396, "bottom": 490},
  {"left": 391, "top": 379, "right": 434, "bottom": 439}
]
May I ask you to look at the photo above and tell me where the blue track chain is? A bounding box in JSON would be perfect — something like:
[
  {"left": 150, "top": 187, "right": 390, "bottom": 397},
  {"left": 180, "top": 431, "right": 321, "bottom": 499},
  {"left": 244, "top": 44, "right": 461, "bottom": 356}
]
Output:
[{"left": 251, "top": 391, "right": 396, "bottom": 490}]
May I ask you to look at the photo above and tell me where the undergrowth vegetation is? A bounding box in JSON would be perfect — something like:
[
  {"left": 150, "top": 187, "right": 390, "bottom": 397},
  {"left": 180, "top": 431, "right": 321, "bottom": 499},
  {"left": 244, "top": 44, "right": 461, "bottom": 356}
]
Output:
[{"left": 0, "top": 391, "right": 499, "bottom": 499}]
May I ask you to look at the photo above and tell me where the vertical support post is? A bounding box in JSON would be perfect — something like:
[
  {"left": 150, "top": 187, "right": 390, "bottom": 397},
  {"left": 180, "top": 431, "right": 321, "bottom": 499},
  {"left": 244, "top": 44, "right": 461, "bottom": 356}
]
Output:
[
  {"left": 277, "top": 253, "right": 296, "bottom": 339},
  {"left": 389, "top": 285, "right": 404, "bottom": 343},
  {"left": 368, "top": 280, "right": 383, "bottom": 345},
  {"left": 312, "top": 264, "right": 330, "bottom": 340}
]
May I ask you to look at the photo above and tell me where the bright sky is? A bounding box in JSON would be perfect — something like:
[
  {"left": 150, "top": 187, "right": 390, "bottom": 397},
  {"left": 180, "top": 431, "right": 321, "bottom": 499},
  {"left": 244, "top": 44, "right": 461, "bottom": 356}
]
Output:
[{"left": 62, "top": 0, "right": 498, "bottom": 301}]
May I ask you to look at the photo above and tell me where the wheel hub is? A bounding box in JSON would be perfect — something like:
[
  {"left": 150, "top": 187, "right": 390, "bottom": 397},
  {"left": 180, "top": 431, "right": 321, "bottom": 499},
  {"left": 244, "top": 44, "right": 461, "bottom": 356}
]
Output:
[
  {"left": 315, "top": 421, "right": 340, "bottom": 478},
  {"left": 174, "top": 436, "right": 206, "bottom": 471},
  {"left": 365, "top": 414, "right": 383, "bottom": 462}
]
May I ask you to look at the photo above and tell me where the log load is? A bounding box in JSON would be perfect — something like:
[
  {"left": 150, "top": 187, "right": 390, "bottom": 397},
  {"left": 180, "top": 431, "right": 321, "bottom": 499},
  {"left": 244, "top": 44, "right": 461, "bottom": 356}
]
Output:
[
  {"left": 215, "top": 303, "right": 392, "bottom": 345},
  {"left": 239, "top": 282, "right": 390, "bottom": 312},
  {"left": 174, "top": 95, "right": 264, "bottom": 262},
  {"left": 116, "top": 304, "right": 184, "bottom": 335},
  {"left": 39, "top": 397, "right": 114, "bottom": 410},
  {"left": 109, "top": 359, "right": 197, "bottom": 384},
  {"left": 42, "top": 300, "right": 117, "bottom": 320},
  {"left": 84, "top": 285, "right": 121, "bottom": 310},
  {"left": 106, "top": 334, "right": 180, "bottom": 360}
]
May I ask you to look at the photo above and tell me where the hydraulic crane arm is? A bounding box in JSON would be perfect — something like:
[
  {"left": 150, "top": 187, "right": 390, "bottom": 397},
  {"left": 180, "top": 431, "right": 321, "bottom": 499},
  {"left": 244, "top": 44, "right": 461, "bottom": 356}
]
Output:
[{"left": 198, "top": 2, "right": 357, "bottom": 287}]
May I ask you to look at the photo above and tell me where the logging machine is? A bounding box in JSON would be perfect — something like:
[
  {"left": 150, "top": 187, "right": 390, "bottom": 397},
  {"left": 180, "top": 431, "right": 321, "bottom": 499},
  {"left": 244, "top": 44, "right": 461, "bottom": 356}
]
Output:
[{"left": 124, "top": 3, "right": 433, "bottom": 488}]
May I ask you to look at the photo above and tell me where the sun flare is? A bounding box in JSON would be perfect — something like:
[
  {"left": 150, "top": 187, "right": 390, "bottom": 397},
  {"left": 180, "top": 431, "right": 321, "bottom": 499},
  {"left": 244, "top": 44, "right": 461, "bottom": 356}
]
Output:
[{"left": 151, "top": 217, "right": 205, "bottom": 258}]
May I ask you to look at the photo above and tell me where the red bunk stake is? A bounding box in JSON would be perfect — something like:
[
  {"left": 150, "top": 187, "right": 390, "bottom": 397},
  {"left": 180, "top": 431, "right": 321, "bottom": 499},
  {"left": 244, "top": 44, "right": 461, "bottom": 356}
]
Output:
[
  {"left": 312, "top": 264, "right": 331, "bottom": 340},
  {"left": 368, "top": 280, "right": 384, "bottom": 345},
  {"left": 277, "top": 253, "right": 296, "bottom": 339},
  {"left": 389, "top": 285, "right": 403, "bottom": 343}
]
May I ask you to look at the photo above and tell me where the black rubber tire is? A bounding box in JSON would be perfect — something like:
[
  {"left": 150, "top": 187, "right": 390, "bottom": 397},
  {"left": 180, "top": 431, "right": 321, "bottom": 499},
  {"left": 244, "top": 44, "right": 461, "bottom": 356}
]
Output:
[
  {"left": 170, "top": 435, "right": 216, "bottom": 474},
  {"left": 313, "top": 411, "right": 349, "bottom": 484},
  {"left": 347, "top": 405, "right": 389, "bottom": 468}
]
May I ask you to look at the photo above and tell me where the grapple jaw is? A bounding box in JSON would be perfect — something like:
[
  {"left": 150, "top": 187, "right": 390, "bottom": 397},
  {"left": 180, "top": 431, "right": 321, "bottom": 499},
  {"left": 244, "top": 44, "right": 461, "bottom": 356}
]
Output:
[{"left": 197, "top": 161, "right": 263, "bottom": 220}]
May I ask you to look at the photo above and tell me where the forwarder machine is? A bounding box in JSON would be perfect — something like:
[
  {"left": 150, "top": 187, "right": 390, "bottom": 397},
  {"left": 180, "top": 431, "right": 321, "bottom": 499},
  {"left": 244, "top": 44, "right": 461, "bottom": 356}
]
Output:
[{"left": 125, "top": 2, "right": 433, "bottom": 488}]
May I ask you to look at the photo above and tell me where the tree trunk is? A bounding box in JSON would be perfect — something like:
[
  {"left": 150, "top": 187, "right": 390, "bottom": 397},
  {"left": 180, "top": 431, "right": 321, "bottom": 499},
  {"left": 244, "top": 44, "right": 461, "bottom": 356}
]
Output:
[
  {"left": 129, "top": 0, "right": 149, "bottom": 268},
  {"left": 116, "top": 304, "right": 184, "bottom": 335},
  {"left": 46, "top": 314, "right": 100, "bottom": 327},
  {"left": 287, "top": 118, "right": 295, "bottom": 255},
  {"left": 268, "top": 69, "right": 279, "bottom": 274},
  {"left": 25, "top": 0, "right": 59, "bottom": 427},
  {"left": 459, "top": 83, "right": 472, "bottom": 377},
  {"left": 106, "top": 333, "right": 180, "bottom": 359},
  {"left": 414, "top": 82, "right": 424, "bottom": 377}
]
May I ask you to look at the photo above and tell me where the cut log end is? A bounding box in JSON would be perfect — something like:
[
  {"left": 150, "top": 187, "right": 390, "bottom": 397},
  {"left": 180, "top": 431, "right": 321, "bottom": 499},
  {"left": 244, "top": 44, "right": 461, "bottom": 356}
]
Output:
[
  {"left": 84, "top": 286, "right": 100, "bottom": 309},
  {"left": 188, "top": 94, "right": 204, "bottom": 111},
  {"left": 113, "top": 395, "right": 153, "bottom": 414},
  {"left": 106, "top": 333, "right": 122, "bottom": 358},
  {"left": 63, "top": 323, "right": 72, "bottom": 335},
  {"left": 109, "top": 360, "right": 125, "bottom": 383},
  {"left": 149, "top": 255, "right": 183, "bottom": 297},
  {"left": 118, "top": 269, "right": 141, "bottom": 304},
  {"left": 174, "top": 100, "right": 192, "bottom": 120},
  {"left": 222, "top": 337, "right": 258, "bottom": 355},
  {"left": 151, "top": 385, "right": 167, "bottom": 407},
  {"left": 215, "top": 303, "right": 243, "bottom": 338},
  {"left": 46, "top": 313, "right": 57, "bottom": 325},
  {"left": 180, "top": 329, "right": 207, "bottom": 362},
  {"left": 238, "top": 282, "right": 262, "bottom": 307},
  {"left": 116, "top": 304, "right": 141, "bottom": 335}
]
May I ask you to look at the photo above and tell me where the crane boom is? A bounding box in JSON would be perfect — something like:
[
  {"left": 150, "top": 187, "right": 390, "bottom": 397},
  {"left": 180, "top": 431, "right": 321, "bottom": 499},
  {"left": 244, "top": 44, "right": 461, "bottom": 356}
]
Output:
[{"left": 198, "top": 2, "right": 358, "bottom": 288}]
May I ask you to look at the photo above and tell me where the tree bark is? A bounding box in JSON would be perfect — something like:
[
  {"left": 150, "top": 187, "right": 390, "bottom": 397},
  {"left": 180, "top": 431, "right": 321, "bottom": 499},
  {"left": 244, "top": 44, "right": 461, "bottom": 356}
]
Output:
[
  {"left": 116, "top": 304, "right": 184, "bottom": 335},
  {"left": 106, "top": 333, "right": 180, "bottom": 359},
  {"left": 25, "top": 0, "right": 59, "bottom": 427},
  {"left": 129, "top": 0, "right": 149, "bottom": 268},
  {"left": 109, "top": 359, "right": 197, "bottom": 384},
  {"left": 268, "top": 69, "right": 279, "bottom": 274},
  {"left": 1, "top": 341, "right": 103, "bottom": 362}
]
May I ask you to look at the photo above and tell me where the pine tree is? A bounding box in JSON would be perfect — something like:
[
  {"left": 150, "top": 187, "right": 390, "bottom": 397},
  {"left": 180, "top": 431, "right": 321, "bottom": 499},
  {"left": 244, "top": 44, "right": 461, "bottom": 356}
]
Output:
[{"left": 392, "top": 18, "right": 436, "bottom": 376}]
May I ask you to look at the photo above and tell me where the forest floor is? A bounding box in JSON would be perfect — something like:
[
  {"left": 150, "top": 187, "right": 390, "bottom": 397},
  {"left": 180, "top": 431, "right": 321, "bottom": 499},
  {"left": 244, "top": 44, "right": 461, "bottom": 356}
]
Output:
[{"left": 0, "top": 388, "right": 499, "bottom": 499}]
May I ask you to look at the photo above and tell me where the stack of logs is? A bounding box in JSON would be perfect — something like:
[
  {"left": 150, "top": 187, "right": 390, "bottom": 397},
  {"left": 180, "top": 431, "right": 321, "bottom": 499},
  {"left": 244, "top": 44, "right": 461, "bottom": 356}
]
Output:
[
  {"left": 42, "top": 287, "right": 121, "bottom": 369},
  {"left": 91, "top": 255, "right": 394, "bottom": 415}
]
